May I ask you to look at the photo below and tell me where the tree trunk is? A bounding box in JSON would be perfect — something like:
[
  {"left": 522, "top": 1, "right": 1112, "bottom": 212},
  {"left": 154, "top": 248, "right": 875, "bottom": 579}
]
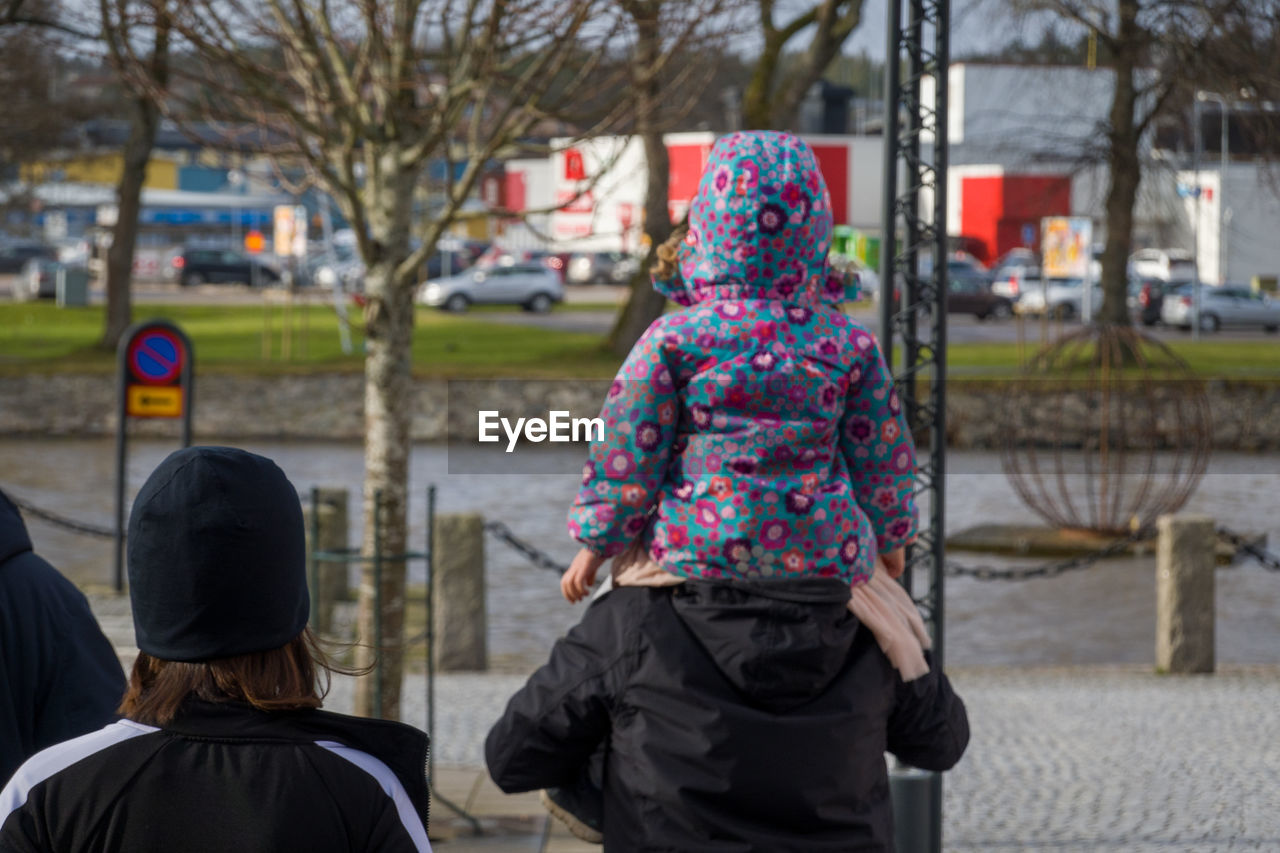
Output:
[
  {"left": 741, "top": 31, "right": 783, "bottom": 130},
  {"left": 1098, "top": 0, "right": 1139, "bottom": 328},
  {"left": 100, "top": 95, "right": 160, "bottom": 350},
  {"left": 354, "top": 156, "right": 418, "bottom": 721},
  {"left": 606, "top": 12, "right": 676, "bottom": 357}
]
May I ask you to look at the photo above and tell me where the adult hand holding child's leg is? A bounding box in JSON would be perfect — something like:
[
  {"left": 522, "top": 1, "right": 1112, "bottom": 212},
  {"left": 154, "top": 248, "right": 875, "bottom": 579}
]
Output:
[{"left": 561, "top": 548, "right": 606, "bottom": 603}]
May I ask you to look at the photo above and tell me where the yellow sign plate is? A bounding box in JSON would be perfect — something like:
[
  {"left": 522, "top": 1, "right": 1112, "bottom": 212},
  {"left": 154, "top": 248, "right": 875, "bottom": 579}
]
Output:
[{"left": 127, "top": 385, "right": 183, "bottom": 418}]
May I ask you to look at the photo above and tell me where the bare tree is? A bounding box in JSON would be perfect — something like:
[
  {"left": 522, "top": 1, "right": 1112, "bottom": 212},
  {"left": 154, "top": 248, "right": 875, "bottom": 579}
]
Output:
[
  {"left": 2, "top": 0, "right": 167, "bottom": 350},
  {"left": 605, "top": 0, "right": 732, "bottom": 356},
  {"left": 740, "top": 0, "right": 865, "bottom": 130},
  {"left": 118, "top": 0, "right": 629, "bottom": 720},
  {"left": 99, "top": 0, "right": 168, "bottom": 349},
  {"left": 1015, "top": 0, "right": 1279, "bottom": 326}
]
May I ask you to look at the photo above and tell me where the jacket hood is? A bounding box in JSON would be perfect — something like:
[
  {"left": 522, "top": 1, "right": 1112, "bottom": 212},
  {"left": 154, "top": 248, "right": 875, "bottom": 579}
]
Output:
[
  {"left": 654, "top": 131, "right": 845, "bottom": 308},
  {"left": 0, "top": 489, "right": 34, "bottom": 566},
  {"left": 670, "top": 578, "right": 859, "bottom": 712}
]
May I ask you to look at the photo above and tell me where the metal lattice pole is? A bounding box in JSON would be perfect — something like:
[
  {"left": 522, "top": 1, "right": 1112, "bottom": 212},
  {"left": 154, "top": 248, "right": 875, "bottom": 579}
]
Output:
[{"left": 881, "top": 0, "right": 949, "bottom": 849}]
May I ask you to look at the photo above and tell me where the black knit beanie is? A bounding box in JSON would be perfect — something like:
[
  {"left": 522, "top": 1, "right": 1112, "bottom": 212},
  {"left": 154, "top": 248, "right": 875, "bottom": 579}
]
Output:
[{"left": 127, "top": 446, "right": 309, "bottom": 661}]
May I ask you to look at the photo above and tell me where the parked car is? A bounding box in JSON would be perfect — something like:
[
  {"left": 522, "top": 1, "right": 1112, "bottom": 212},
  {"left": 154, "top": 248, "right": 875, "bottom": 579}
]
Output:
[
  {"left": 948, "top": 274, "right": 1014, "bottom": 320},
  {"left": 1012, "top": 276, "right": 1098, "bottom": 319},
  {"left": 991, "top": 262, "right": 1039, "bottom": 301},
  {"left": 566, "top": 251, "right": 639, "bottom": 285},
  {"left": 418, "top": 263, "right": 563, "bottom": 312},
  {"left": 1133, "top": 276, "right": 1167, "bottom": 326},
  {"left": 988, "top": 248, "right": 1037, "bottom": 288},
  {"left": 1161, "top": 284, "right": 1280, "bottom": 332},
  {"left": 0, "top": 242, "right": 57, "bottom": 274},
  {"left": 15, "top": 258, "right": 60, "bottom": 300},
  {"left": 423, "top": 240, "right": 490, "bottom": 280},
  {"left": 172, "top": 248, "right": 281, "bottom": 287},
  {"left": 1129, "top": 248, "right": 1197, "bottom": 283}
]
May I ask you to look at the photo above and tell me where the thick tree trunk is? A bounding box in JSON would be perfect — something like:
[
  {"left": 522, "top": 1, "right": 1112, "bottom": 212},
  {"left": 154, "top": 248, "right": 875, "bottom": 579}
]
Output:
[
  {"left": 354, "top": 156, "right": 418, "bottom": 721},
  {"left": 100, "top": 96, "right": 160, "bottom": 350},
  {"left": 1098, "top": 0, "right": 1139, "bottom": 328},
  {"left": 741, "top": 32, "right": 783, "bottom": 130},
  {"left": 606, "top": 14, "right": 676, "bottom": 357}
]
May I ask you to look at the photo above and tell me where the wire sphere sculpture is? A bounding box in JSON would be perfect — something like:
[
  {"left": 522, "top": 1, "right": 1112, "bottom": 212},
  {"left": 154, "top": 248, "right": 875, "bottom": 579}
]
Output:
[{"left": 1000, "top": 325, "right": 1213, "bottom": 533}]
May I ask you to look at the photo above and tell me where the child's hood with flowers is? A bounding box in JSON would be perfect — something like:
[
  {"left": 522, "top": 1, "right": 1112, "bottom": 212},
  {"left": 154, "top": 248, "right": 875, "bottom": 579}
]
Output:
[{"left": 569, "top": 131, "right": 916, "bottom": 585}]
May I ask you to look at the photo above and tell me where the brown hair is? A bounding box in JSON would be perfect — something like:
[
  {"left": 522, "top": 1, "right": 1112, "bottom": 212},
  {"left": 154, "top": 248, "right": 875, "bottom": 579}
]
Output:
[
  {"left": 118, "top": 628, "right": 344, "bottom": 725},
  {"left": 652, "top": 225, "right": 689, "bottom": 281}
]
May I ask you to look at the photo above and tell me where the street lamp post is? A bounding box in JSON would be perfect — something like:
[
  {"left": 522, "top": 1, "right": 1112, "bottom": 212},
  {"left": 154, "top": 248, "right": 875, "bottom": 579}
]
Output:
[
  {"left": 1195, "top": 92, "right": 1229, "bottom": 285},
  {"left": 1191, "top": 96, "right": 1203, "bottom": 342}
]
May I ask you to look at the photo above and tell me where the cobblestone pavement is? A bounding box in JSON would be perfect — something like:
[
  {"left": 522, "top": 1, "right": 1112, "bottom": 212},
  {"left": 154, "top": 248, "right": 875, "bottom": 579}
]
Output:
[{"left": 91, "top": 596, "right": 1280, "bottom": 851}]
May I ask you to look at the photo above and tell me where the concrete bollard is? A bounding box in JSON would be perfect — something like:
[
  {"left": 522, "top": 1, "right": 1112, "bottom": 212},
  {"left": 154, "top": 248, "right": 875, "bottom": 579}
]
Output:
[
  {"left": 1155, "top": 514, "right": 1216, "bottom": 674},
  {"left": 432, "top": 513, "right": 487, "bottom": 672},
  {"left": 306, "top": 487, "right": 351, "bottom": 635}
]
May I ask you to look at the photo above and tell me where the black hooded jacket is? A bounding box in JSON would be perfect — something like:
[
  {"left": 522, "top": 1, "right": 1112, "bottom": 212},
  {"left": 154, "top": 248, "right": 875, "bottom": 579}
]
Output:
[
  {"left": 0, "top": 491, "right": 125, "bottom": 785},
  {"left": 485, "top": 579, "right": 969, "bottom": 852}
]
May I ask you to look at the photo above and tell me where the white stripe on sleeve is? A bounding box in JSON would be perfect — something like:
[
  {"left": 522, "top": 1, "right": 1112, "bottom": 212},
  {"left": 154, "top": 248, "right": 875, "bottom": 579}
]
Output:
[
  {"left": 315, "top": 740, "right": 431, "bottom": 852},
  {"left": 1, "top": 720, "right": 159, "bottom": 821}
]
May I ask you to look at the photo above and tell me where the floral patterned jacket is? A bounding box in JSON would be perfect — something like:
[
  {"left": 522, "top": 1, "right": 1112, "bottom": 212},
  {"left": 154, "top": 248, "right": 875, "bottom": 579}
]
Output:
[{"left": 568, "top": 131, "right": 916, "bottom": 586}]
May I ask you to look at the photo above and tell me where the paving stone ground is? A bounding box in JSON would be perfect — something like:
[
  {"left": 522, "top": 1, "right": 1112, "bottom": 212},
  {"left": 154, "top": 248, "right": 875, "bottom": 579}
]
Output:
[{"left": 90, "top": 595, "right": 1280, "bottom": 851}]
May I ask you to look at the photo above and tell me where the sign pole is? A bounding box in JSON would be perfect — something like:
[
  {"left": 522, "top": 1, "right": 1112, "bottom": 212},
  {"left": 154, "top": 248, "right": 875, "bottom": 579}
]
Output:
[
  {"left": 113, "top": 321, "right": 196, "bottom": 592},
  {"left": 113, "top": 337, "right": 130, "bottom": 592}
]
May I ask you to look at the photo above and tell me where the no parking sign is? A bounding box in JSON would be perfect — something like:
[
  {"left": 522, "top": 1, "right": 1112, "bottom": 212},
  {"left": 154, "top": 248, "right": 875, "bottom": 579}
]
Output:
[
  {"left": 114, "top": 320, "right": 195, "bottom": 590},
  {"left": 124, "top": 325, "right": 189, "bottom": 417}
]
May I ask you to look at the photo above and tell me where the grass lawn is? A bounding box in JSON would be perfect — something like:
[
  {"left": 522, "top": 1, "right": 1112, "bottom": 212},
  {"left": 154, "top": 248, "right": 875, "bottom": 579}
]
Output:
[
  {"left": 0, "top": 302, "right": 621, "bottom": 378},
  {"left": 938, "top": 339, "right": 1280, "bottom": 379},
  {"left": 2, "top": 302, "right": 1276, "bottom": 380}
]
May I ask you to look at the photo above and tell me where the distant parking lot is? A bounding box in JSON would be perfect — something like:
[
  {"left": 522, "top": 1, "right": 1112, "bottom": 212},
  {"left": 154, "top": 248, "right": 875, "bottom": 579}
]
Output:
[{"left": 3, "top": 274, "right": 1273, "bottom": 344}]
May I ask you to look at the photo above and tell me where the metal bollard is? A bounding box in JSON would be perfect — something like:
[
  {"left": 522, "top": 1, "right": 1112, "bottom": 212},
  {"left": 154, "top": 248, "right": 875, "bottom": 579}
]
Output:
[
  {"left": 890, "top": 763, "right": 942, "bottom": 852},
  {"left": 432, "top": 513, "right": 487, "bottom": 671},
  {"left": 1155, "top": 514, "right": 1215, "bottom": 674}
]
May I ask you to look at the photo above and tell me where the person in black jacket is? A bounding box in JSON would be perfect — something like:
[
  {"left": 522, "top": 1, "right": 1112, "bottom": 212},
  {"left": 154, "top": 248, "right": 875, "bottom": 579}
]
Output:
[
  {"left": 0, "top": 447, "right": 432, "bottom": 852},
  {"left": 0, "top": 489, "right": 125, "bottom": 786},
  {"left": 486, "top": 577, "right": 968, "bottom": 852}
]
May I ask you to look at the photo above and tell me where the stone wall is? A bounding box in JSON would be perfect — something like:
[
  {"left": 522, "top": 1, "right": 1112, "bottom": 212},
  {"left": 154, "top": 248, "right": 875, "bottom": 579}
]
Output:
[{"left": 2, "top": 373, "right": 1277, "bottom": 450}]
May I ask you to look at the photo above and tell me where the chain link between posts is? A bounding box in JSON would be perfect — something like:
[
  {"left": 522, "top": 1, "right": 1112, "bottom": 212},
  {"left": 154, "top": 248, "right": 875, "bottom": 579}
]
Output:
[
  {"left": 944, "top": 527, "right": 1157, "bottom": 581},
  {"left": 1216, "top": 526, "right": 1280, "bottom": 572},
  {"left": 6, "top": 494, "right": 117, "bottom": 539},
  {"left": 7, "top": 490, "right": 1280, "bottom": 578},
  {"left": 483, "top": 520, "right": 570, "bottom": 573}
]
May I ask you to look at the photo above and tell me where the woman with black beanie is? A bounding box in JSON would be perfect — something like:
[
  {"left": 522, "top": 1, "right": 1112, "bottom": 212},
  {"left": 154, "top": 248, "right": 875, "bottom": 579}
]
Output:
[{"left": 0, "top": 446, "right": 431, "bottom": 852}]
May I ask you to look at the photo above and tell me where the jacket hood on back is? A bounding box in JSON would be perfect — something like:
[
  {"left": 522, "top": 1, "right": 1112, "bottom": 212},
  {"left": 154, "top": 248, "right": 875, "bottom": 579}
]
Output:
[
  {"left": 0, "top": 490, "right": 34, "bottom": 566},
  {"left": 654, "top": 131, "right": 845, "bottom": 308},
  {"left": 670, "top": 578, "right": 860, "bottom": 712}
]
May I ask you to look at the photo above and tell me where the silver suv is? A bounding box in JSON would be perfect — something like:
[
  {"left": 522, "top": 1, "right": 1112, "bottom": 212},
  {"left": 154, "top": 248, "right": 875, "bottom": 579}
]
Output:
[{"left": 418, "top": 263, "right": 564, "bottom": 312}]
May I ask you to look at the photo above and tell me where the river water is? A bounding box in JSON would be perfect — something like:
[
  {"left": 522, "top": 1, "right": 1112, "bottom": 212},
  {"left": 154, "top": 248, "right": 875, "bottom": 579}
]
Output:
[{"left": 2, "top": 438, "right": 1277, "bottom": 671}]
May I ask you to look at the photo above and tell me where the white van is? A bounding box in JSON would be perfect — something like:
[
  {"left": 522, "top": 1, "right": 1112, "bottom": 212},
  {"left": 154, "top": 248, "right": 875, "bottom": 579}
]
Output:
[{"left": 1128, "top": 249, "right": 1198, "bottom": 283}]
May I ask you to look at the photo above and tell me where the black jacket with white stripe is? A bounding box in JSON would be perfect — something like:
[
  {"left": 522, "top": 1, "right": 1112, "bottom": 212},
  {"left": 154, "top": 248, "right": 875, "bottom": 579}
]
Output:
[{"left": 0, "top": 699, "right": 431, "bottom": 852}]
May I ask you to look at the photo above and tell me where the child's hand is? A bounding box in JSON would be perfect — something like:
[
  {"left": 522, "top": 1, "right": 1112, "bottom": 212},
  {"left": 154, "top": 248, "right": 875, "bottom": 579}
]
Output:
[
  {"left": 562, "top": 548, "right": 607, "bottom": 603},
  {"left": 881, "top": 547, "right": 906, "bottom": 579}
]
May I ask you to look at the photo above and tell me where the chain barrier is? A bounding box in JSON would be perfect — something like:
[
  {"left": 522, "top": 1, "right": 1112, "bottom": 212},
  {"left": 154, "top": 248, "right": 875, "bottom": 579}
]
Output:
[
  {"left": 944, "top": 526, "right": 1156, "bottom": 581},
  {"left": 1217, "top": 526, "right": 1280, "bottom": 572},
  {"left": 6, "top": 493, "right": 117, "bottom": 539},
  {"left": 483, "top": 520, "right": 570, "bottom": 573},
  {"left": 9, "top": 490, "right": 1280, "bottom": 579}
]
